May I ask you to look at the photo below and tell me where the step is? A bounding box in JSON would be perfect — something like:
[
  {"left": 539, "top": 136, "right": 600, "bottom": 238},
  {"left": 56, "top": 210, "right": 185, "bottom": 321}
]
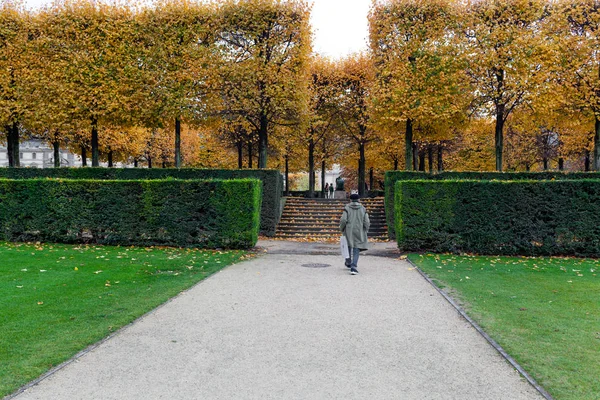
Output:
[
  {"left": 278, "top": 225, "right": 387, "bottom": 231},
  {"left": 285, "top": 198, "right": 384, "bottom": 202},
  {"left": 276, "top": 197, "right": 388, "bottom": 240},
  {"left": 275, "top": 233, "right": 389, "bottom": 240},
  {"left": 275, "top": 230, "right": 388, "bottom": 236},
  {"left": 281, "top": 209, "right": 386, "bottom": 214},
  {"left": 281, "top": 208, "right": 386, "bottom": 212},
  {"left": 276, "top": 225, "right": 388, "bottom": 231},
  {"left": 283, "top": 202, "right": 384, "bottom": 206},
  {"left": 276, "top": 226, "right": 389, "bottom": 232},
  {"left": 278, "top": 219, "right": 387, "bottom": 225},
  {"left": 284, "top": 207, "right": 385, "bottom": 212},
  {"left": 277, "top": 220, "right": 387, "bottom": 226}
]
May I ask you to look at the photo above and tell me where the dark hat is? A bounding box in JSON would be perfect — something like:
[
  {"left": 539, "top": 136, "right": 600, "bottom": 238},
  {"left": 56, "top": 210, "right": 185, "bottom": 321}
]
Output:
[{"left": 350, "top": 193, "right": 360, "bottom": 201}]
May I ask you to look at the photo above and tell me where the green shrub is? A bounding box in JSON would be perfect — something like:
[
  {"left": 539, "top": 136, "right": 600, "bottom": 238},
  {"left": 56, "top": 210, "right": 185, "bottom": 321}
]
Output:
[
  {"left": 0, "top": 178, "right": 261, "bottom": 249},
  {"left": 0, "top": 168, "right": 282, "bottom": 236},
  {"left": 395, "top": 179, "right": 600, "bottom": 256},
  {"left": 385, "top": 171, "right": 600, "bottom": 238}
]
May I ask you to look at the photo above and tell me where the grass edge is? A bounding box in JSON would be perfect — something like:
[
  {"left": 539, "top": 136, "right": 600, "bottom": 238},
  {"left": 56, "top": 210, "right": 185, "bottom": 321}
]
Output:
[
  {"left": 3, "top": 251, "right": 262, "bottom": 400},
  {"left": 405, "top": 257, "right": 555, "bottom": 400}
]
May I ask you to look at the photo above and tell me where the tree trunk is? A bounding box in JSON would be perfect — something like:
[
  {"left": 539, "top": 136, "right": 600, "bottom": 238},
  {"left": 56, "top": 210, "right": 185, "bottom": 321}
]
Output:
[
  {"left": 495, "top": 104, "right": 505, "bottom": 172},
  {"left": 7, "top": 122, "right": 19, "bottom": 167},
  {"left": 358, "top": 142, "right": 366, "bottom": 197},
  {"left": 237, "top": 141, "right": 243, "bottom": 169},
  {"left": 495, "top": 68, "right": 506, "bottom": 172},
  {"left": 134, "top": 158, "right": 138, "bottom": 168},
  {"left": 258, "top": 114, "right": 268, "bottom": 169},
  {"left": 428, "top": 145, "right": 433, "bottom": 173},
  {"left": 248, "top": 141, "right": 253, "bottom": 169},
  {"left": 437, "top": 144, "right": 443, "bottom": 172},
  {"left": 148, "top": 155, "right": 152, "bottom": 169},
  {"left": 81, "top": 146, "right": 87, "bottom": 167},
  {"left": 558, "top": 158, "right": 564, "bottom": 171},
  {"left": 394, "top": 158, "right": 398, "bottom": 171},
  {"left": 405, "top": 119, "right": 413, "bottom": 170},
  {"left": 308, "top": 138, "right": 315, "bottom": 198},
  {"left": 595, "top": 117, "right": 600, "bottom": 171},
  {"left": 585, "top": 150, "right": 591, "bottom": 172},
  {"left": 321, "top": 160, "right": 326, "bottom": 198},
  {"left": 285, "top": 154, "right": 289, "bottom": 196},
  {"left": 13, "top": 122, "right": 19, "bottom": 167},
  {"left": 369, "top": 167, "right": 374, "bottom": 192},
  {"left": 175, "top": 117, "right": 181, "bottom": 168},
  {"left": 543, "top": 157, "right": 548, "bottom": 170},
  {"left": 525, "top": 163, "right": 530, "bottom": 172},
  {"left": 412, "top": 143, "right": 418, "bottom": 171},
  {"left": 53, "top": 141, "right": 60, "bottom": 168},
  {"left": 418, "top": 148, "right": 425, "bottom": 171},
  {"left": 6, "top": 124, "right": 15, "bottom": 167},
  {"left": 162, "top": 159, "right": 166, "bottom": 168},
  {"left": 108, "top": 149, "right": 113, "bottom": 168},
  {"left": 91, "top": 119, "right": 99, "bottom": 167}
]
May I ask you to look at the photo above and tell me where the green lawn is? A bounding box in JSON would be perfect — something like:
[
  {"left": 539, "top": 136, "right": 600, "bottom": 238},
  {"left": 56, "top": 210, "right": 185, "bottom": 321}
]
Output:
[
  {"left": 409, "top": 254, "right": 600, "bottom": 400},
  {"left": 0, "top": 242, "right": 249, "bottom": 397}
]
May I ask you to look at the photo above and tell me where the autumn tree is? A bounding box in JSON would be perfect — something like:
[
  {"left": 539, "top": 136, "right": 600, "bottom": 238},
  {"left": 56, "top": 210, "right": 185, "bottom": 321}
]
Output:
[
  {"left": 335, "top": 53, "right": 377, "bottom": 196},
  {"left": 300, "top": 56, "right": 340, "bottom": 197},
  {"left": 214, "top": 0, "right": 311, "bottom": 169},
  {"left": 460, "top": 0, "right": 548, "bottom": 171},
  {"left": 0, "top": 1, "right": 33, "bottom": 167},
  {"left": 369, "top": 0, "right": 467, "bottom": 171},
  {"left": 444, "top": 118, "right": 495, "bottom": 171},
  {"left": 36, "top": 0, "right": 140, "bottom": 167},
  {"left": 545, "top": 0, "right": 600, "bottom": 170},
  {"left": 136, "top": 0, "right": 217, "bottom": 168}
]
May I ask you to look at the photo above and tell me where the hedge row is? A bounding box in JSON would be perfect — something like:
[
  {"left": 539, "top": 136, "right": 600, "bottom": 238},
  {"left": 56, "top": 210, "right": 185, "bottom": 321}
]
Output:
[
  {"left": 395, "top": 179, "right": 600, "bottom": 256},
  {"left": 0, "top": 168, "right": 283, "bottom": 236},
  {"left": 385, "top": 171, "right": 600, "bottom": 238},
  {"left": 0, "top": 178, "right": 262, "bottom": 249}
]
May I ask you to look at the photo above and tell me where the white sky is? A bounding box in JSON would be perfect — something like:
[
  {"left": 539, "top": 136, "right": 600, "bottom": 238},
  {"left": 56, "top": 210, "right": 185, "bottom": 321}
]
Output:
[
  {"left": 309, "top": 0, "right": 371, "bottom": 58},
  {"left": 23, "top": 0, "right": 370, "bottom": 59}
]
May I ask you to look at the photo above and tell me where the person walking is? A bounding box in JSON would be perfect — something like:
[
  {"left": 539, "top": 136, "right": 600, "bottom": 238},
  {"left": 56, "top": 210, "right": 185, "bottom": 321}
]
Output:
[
  {"left": 339, "top": 193, "right": 370, "bottom": 275},
  {"left": 324, "top": 183, "right": 330, "bottom": 199},
  {"left": 328, "top": 182, "right": 334, "bottom": 199}
]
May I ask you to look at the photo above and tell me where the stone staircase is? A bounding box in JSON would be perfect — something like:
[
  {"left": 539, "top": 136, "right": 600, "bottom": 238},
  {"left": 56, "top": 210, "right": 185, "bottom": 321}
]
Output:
[{"left": 275, "top": 197, "right": 388, "bottom": 241}]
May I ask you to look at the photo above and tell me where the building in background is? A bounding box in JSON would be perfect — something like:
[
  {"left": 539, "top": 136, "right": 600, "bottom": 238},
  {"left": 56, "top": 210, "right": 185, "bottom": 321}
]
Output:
[
  {"left": 0, "top": 139, "right": 134, "bottom": 168},
  {"left": 324, "top": 164, "right": 342, "bottom": 189},
  {"left": 0, "top": 139, "right": 81, "bottom": 168}
]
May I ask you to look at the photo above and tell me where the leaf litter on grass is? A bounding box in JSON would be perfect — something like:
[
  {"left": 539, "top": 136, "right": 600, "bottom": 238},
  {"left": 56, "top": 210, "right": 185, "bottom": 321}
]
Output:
[{"left": 410, "top": 253, "right": 599, "bottom": 400}]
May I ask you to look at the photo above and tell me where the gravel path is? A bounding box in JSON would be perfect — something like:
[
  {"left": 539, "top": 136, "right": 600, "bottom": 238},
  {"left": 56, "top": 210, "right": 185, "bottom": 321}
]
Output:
[{"left": 14, "top": 243, "right": 542, "bottom": 400}]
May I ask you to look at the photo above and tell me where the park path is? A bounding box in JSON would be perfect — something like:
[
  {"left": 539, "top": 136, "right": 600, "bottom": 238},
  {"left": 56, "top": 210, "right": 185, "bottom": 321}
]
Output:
[{"left": 14, "top": 241, "right": 542, "bottom": 400}]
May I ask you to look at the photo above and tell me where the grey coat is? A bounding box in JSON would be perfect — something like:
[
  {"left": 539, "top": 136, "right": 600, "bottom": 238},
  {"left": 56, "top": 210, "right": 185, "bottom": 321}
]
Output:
[{"left": 339, "top": 201, "right": 370, "bottom": 250}]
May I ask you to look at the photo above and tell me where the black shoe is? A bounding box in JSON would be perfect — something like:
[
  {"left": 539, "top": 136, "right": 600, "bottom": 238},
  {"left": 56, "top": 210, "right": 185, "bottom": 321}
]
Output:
[
  {"left": 350, "top": 267, "right": 358, "bottom": 275},
  {"left": 345, "top": 259, "right": 351, "bottom": 268}
]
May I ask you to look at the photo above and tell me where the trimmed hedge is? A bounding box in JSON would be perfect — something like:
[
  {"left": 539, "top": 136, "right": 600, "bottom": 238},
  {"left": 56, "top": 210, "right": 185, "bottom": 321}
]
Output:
[
  {"left": 385, "top": 171, "right": 600, "bottom": 238},
  {"left": 0, "top": 178, "right": 262, "bottom": 249},
  {"left": 0, "top": 168, "right": 283, "bottom": 236},
  {"left": 395, "top": 179, "right": 600, "bottom": 256}
]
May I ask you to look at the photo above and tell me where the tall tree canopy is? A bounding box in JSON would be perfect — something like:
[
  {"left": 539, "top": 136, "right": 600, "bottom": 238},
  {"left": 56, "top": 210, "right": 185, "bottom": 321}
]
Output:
[
  {"left": 369, "top": 0, "right": 468, "bottom": 171},
  {"left": 214, "top": 0, "right": 311, "bottom": 169}
]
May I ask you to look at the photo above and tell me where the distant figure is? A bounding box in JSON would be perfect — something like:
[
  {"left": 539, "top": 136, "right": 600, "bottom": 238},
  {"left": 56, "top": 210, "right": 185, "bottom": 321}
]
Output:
[
  {"left": 339, "top": 193, "right": 370, "bottom": 275},
  {"left": 335, "top": 176, "right": 345, "bottom": 191},
  {"left": 324, "top": 183, "right": 330, "bottom": 198},
  {"left": 328, "top": 182, "right": 334, "bottom": 199}
]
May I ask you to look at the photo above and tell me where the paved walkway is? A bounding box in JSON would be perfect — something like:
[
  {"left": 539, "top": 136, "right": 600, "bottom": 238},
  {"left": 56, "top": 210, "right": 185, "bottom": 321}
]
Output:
[{"left": 15, "top": 241, "right": 542, "bottom": 400}]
